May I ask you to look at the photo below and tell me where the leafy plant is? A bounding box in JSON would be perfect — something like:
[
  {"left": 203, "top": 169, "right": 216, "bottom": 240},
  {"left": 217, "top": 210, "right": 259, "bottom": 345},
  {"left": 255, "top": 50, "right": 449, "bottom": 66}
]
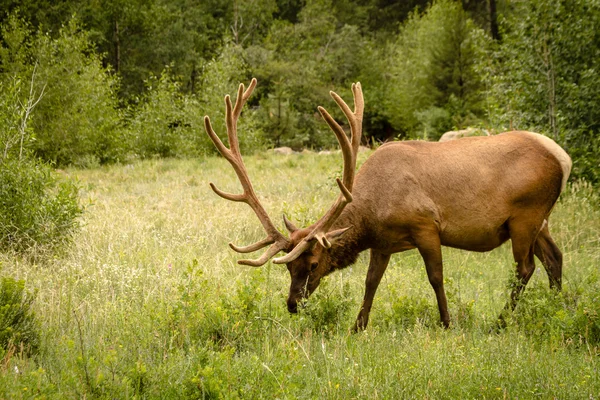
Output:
[
  {"left": 129, "top": 68, "right": 200, "bottom": 159},
  {"left": 487, "top": 0, "right": 600, "bottom": 183},
  {"left": 302, "top": 279, "right": 354, "bottom": 335},
  {"left": 386, "top": 0, "right": 490, "bottom": 138},
  {"left": 506, "top": 278, "right": 600, "bottom": 346},
  {"left": 0, "top": 158, "right": 82, "bottom": 255},
  {"left": 0, "top": 14, "right": 126, "bottom": 167},
  {"left": 0, "top": 276, "right": 39, "bottom": 356},
  {"left": 0, "top": 51, "right": 82, "bottom": 256}
]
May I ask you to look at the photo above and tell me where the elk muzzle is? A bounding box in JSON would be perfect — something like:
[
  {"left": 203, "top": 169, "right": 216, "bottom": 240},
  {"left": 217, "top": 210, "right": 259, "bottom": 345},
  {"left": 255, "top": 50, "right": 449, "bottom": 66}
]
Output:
[
  {"left": 287, "top": 297, "right": 299, "bottom": 313},
  {"left": 287, "top": 285, "right": 307, "bottom": 314}
]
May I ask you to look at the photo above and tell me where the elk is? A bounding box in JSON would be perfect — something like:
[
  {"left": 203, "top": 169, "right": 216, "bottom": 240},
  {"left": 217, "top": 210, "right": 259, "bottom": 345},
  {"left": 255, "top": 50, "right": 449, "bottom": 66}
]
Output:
[{"left": 204, "top": 79, "right": 572, "bottom": 330}]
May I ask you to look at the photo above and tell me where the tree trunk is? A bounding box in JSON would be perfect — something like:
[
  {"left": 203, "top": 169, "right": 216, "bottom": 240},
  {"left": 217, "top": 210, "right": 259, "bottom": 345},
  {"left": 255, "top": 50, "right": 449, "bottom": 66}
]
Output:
[
  {"left": 114, "top": 19, "right": 121, "bottom": 73},
  {"left": 190, "top": 64, "right": 197, "bottom": 94},
  {"left": 489, "top": 0, "right": 501, "bottom": 41}
]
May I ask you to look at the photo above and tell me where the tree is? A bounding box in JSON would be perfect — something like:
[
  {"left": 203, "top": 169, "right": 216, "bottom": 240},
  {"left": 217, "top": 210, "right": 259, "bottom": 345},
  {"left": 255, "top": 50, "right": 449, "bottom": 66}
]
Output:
[
  {"left": 0, "top": 55, "right": 81, "bottom": 256},
  {"left": 386, "top": 0, "right": 489, "bottom": 139},
  {"left": 1, "top": 15, "right": 126, "bottom": 166},
  {"left": 488, "top": 0, "right": 600, "bottom": 182}
]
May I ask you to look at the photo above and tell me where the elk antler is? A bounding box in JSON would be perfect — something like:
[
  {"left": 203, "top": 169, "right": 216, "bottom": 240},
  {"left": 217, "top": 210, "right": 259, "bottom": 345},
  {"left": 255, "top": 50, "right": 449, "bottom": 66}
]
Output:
[
  {"left": 204, "top": 78, "right": 291, "bottom": 266},
  {"left": 273, "top": 82, "right": 364, "bottom": 264}
]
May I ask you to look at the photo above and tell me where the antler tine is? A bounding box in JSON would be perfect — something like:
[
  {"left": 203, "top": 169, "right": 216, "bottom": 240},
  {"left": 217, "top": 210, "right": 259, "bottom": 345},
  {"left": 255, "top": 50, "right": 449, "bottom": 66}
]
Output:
[
  {"left": 238, "top": 242, "right": 288, "bottom": 267},
  {"left": 227, "top": 78, "right": 257, "bottom": 156},
  {"left": 350, "top": 82, "right": 364, "bottom": 151},
  {"left": 318, "top": 106, "right": 354, "bottom": 191},
  {"left": 205, "top": 78, "right": 290, "bottom": 267},
  {"left": 274, "top": 82, "right": 364, "bottom": 264}
]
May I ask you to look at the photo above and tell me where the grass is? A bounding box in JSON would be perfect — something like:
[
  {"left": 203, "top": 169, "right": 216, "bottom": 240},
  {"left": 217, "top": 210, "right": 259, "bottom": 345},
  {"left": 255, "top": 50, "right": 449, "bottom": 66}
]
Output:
[{"left": 0, "top": 150, "right": 599, "bottom": 398}]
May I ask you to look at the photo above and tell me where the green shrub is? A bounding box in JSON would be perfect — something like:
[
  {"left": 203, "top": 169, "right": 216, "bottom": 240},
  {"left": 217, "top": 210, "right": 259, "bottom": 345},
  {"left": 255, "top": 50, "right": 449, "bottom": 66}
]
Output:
[
  {"left": 566, "top": 133, "right": 600, "bottom": 185},
  {"left": 199, "top": 44, "right": 264, "bottom": 153},
  {"left": 129, "top": 69, "right": 204, "bottom": 159},
  {"left": 487, "top": 0, "right": 600, "bottom": 183},
  {"left": 301, "top": 279, "right": 353, "bottom": 336},
  {"left": 184, "top": 347, "right": 235, "bottom": 400},
  {"left": 0, "top": 276, "right": 39, "bottom": 356},
  {"left": 380, "top": 295, "right": 438, "bottom": 330},
  {"left": 509, "top": 282, "right": 600, "bottom": 346},
  {"left": 387, "top": 0, "right": 489, "bottom": 138},
  {"left": 0, "top": 14, "right": 127, "bottom": 167},
  {"left": 0, "top": 158, "right": 82, "bottom": 255}
]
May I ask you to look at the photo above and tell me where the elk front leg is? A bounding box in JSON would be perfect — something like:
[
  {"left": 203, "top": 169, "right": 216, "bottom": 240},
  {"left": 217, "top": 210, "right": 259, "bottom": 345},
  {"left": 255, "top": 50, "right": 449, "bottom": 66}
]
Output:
[
  {"left": 353, "top": 250, "right": 391, "bottom": 332},
  {"left": 415, "top": 232, "right": 450, "bottom": 328}
]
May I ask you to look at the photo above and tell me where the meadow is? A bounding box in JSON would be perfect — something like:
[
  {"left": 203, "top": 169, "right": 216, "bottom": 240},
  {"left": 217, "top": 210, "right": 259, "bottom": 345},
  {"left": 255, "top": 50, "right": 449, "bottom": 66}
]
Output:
[{"left": 1, "top": 150, "right": 599, "bottom": 399}]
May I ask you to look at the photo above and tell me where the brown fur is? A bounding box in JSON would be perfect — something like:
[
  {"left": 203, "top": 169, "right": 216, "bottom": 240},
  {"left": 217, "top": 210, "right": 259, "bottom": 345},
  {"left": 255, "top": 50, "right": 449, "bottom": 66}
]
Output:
[
  {"left": 285, "top": 131, "right": 571, "bottom": 329},
  {"left": 204, "top": 80, "right": 571, "bottom": 330}
]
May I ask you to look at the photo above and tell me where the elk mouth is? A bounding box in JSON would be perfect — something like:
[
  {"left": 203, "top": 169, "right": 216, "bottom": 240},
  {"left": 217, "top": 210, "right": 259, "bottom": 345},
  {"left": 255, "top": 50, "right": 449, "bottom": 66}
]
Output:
[
  {"left": 287, "top": 295, "right": 309, "bottom": 314},
  {"left": 287, "top": 300, "right": 298, "bottom": 314}
]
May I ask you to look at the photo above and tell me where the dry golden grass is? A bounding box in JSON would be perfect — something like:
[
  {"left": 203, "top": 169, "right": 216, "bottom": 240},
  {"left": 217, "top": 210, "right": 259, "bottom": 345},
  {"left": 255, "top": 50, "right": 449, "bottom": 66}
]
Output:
[{"left": 1, "top": 152, "right": 598, "bottom": 398}]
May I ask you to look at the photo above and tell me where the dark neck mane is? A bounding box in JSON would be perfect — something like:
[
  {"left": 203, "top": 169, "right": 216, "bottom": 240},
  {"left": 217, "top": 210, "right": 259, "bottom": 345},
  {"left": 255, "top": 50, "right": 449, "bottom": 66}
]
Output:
[{"left": 325, "top": 205, "right": 369, "bottom": 273}]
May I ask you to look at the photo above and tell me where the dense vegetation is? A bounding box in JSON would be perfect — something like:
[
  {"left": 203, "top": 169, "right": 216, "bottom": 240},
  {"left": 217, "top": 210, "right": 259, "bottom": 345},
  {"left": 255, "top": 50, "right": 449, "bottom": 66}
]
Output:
[
  {"left": 0, "top": 155, "right": 598, "bottom": 397},
  {"left": 0, "top": 0, "right": 599, "bottom": 397},
  {"left": 0, "top": 0, "right": 598, "bottom": 181}
]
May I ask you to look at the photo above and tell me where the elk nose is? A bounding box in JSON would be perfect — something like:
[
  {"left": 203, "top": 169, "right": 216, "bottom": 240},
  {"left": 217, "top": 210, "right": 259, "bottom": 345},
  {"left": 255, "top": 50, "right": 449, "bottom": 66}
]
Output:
[{"left": 287, "top": 299, "right": 298, "bottom": 314}]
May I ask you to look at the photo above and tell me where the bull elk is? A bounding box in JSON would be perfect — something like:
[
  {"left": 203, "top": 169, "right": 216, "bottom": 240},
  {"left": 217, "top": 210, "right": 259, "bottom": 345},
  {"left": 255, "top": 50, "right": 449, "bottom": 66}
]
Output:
[{"left": 204, "top": 79, "right": 572, "bottom": 330}]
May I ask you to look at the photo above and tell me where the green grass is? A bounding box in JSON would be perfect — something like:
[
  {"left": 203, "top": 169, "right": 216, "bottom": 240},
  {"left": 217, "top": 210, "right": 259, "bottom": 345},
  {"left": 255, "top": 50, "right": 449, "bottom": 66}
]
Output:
[{"left": 0, "top": 151, "right": 599, "bottom": 399}]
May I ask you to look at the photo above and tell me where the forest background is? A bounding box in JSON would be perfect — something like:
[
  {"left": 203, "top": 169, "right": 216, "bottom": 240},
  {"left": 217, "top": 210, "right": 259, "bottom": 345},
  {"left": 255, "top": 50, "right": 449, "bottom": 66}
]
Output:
[{"left": 1, "top": 0, "right": 599, "bottom": 181}]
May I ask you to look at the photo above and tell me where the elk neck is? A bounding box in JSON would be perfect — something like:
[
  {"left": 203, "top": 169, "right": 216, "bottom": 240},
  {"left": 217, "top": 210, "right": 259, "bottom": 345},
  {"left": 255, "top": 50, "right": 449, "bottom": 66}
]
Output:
[{"left": 323, "top": 203, "right": 370, "bottom": 273}]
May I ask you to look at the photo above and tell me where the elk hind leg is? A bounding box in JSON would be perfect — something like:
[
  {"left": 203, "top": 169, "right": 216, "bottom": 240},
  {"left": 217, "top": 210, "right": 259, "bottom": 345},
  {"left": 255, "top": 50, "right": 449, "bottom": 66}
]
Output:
[
  {"left": 498, "top": 220, "right": 538, "bottom": 325},
  {"left": 534, "top": 224, "right": 562, "bottom": 290},
  {"left": 415, "top": 231, "right": 450, "bottom": 328}
]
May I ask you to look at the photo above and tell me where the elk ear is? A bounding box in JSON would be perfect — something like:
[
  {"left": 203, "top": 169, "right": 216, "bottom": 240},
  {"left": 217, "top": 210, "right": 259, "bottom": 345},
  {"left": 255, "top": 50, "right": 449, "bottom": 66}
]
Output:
[
  {"left": 325, "top": 226, "right": 351, "bottom": 245},
  {"left": 283, "top": 214, "right": 298, "bottom": 233}
]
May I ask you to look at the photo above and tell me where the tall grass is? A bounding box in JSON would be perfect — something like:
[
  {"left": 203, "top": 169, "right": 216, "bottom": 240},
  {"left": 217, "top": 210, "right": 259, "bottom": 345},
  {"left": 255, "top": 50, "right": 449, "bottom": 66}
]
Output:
[{"left": 0, "top": 151, "right": 598, "bottom": 398}]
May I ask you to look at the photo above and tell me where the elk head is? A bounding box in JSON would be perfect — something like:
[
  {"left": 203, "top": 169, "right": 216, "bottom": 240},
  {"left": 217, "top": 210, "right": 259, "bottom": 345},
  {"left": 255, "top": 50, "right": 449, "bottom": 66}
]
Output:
[{"left": 204, "top": 78, "right": 363, "bottom": 313}]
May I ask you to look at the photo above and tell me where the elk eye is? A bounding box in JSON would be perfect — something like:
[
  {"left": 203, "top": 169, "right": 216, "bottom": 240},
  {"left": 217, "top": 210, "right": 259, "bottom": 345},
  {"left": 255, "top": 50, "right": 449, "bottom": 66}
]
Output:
[{"left": 310, "top": 262, "right": 318, "bottom": 272}]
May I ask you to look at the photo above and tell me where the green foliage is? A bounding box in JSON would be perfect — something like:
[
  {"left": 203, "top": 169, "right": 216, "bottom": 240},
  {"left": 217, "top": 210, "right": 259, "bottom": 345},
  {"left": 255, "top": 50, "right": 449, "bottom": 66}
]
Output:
[
  {"left": 32, "top": 19, "right": 126, "bottom": 166},
  {"left": 0, "top": 158, "right": 82, "bottom": 254},
  {"left": 386, "top": 0, "right": 490, "bottom": 139},
  {"left": 199, "top": 44, "right": 264, "bottom": 153},
  {"left": 568, "top": 135, "right": 600, "bottom": 184},
  {"left": 2, "top": 0, "right": 597, "bottom": 182},
  {"left": 129, "top": 68, "right": 202, "bottom": 159},
  {"left": 302, "top": 279, "right": 354, "bottom": 335},
  {"left": 487, "top": 0, "right": 600, "bottom": 183},
  {"left": 0, "top": 76, "right": 32, "bottom": 161},
  {"left": 184, "top": 347, "right": 235, "bottom": 399},
  {"left": 0, "top": 53, "right": 82, "bottom": 256},
  {"left": 0, "top": 0, "right": 597, "bottom": 184},
  {"left": 0, "top": 14, "right": 127, "bottom": 167},
  {"left": 509, "top": 283, "right": 600, "bottom": 346},
  {"left": 249, "top": 0, "right": 372, "bottom": 148},
  {"left": 0, "top": 276, "right": 39, "bottom": 356},
  {"left": 378, "top": 286, "right": 438, "bottom": 329}
]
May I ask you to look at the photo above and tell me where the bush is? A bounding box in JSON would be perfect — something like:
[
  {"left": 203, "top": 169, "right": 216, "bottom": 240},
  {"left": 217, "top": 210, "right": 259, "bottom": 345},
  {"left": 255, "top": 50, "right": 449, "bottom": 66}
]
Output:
[
  {"left": 301, "top": 279, "right": 353, "bottom": 336},
  {"left": 129, "top": 68, "right": 221, "bottom": 159},
  {"left": 0, "top": 14, "right": 127, "bottom": 167},
  {"left": 0, "top": 158, "right": 82, "bottom": 255},
  {"left": 487, "top": 0, "right": 600, "bottom": 183},
  {"left": 0, "top": 276, "right": 39, "bottom": 356},
  {"left": 386, "top": 0, "right": 489, "bottom": 138},
  {"left": 0, "top": 30, "right": 83, "bottom": 256},
  {"left": 509, "top": 282, "right": 600, "bottom": 346},
  {"left": 130, "top": 70, "right": 198, "bottom": 159},
  {"left": 199, "top": 44, "right": 264, "bottom": 153}
]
